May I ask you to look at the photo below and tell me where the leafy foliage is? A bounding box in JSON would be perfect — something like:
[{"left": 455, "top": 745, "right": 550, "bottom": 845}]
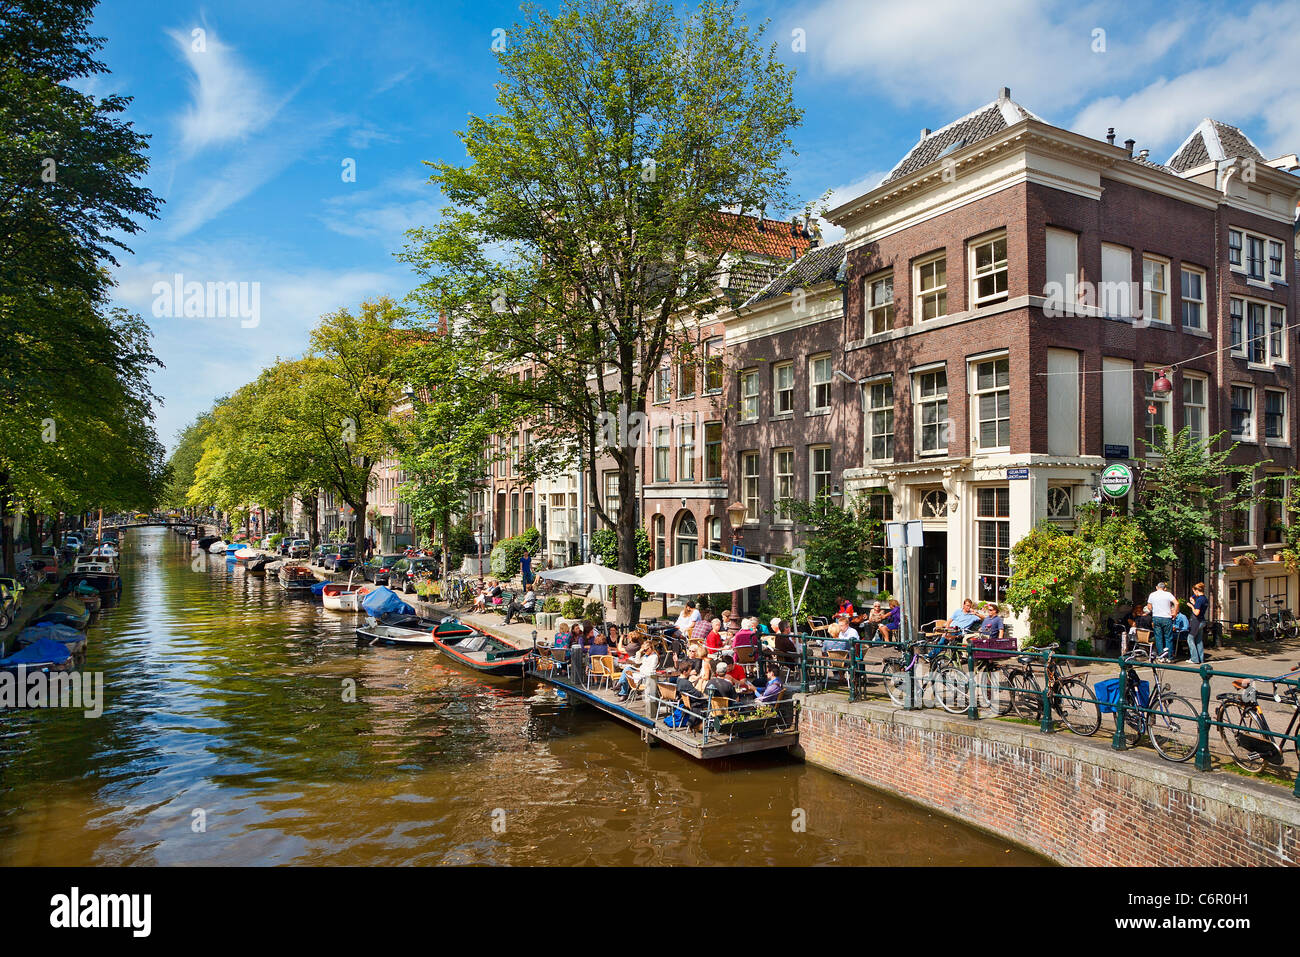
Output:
[{"left": 766, "top": 497, "right": 882, "bottom": 621}]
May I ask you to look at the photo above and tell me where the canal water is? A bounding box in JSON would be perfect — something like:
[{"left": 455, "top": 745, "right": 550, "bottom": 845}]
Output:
[{"left": 0, "top": 527, "right": 1044, "bottom": 865}]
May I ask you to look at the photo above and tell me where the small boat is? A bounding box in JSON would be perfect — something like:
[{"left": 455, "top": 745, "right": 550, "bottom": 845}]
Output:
[
  {"left": 0, "top": 637, "right": 73, "bottom": 673},
  {"left": 68, "top": 581, "right": 101, "bottom": 614},
  {"left": 355, "top": 618, "right": 439, "bottom": 646},
  {"left": 90, "top": 543, "right": 118, "bottom": 559},
  {"left": 75, "top": 556, "right": 116, "bottom": 575},
  {"left": 197, "top": 535, "right": 220, "bottom": 551},
  {"left": 34, "top": 597, "right": 91, "bottom": 631},
  {"left": 322, "top": 580, "right": 366, "bottom": 612},
  {"left": 357, "top": 616, "right": 530, "bottom": 675},
  {"left": 247, "top": 555, "right": 274, "bottom": 575},
  {"left": 57, "top": 570, "right": 121, "bottom": 598},
  {"left": 234, "top": 547, "right": 258, "bottom": 563},
  {"left": 208, "top": 540, "right": 228, "bottom": 554},
  {"left": 278, "top": 564, "right": 317, "bottom": 591},
  {"left": 15, "top": 623, "right": 87, "bottom": 656}
]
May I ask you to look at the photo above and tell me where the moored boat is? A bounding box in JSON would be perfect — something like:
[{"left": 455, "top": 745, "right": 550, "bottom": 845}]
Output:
[
  {"left": 34, "top": 597, "right": 91, "bottom": 631},
  {"left": 426, "top": 620, "right": 531, "bottom": 675},
  {"left": 208, "top": 540, "right": 228, "bottom": 554},
  {"left": 0, "top": 637, "right": 73, "bottom": 673},
  {"left": 247, "top": 555, "right": 274, "bottom": 574},
  {"left": 234, "top": 547, "right": 258, "bottom": 563},
  {"left": 321, "top": 580, "right": 366, "bottom": 612},
  {"left": 278, "top": 564, "right": 317, "bottom": 591},
  {"left": 15, "top": 623, "right": 87, "bottom": 656}
]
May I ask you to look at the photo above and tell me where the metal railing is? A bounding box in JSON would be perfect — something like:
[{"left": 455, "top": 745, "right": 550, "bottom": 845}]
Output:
[{"left": 791, "top": 633, "right": 1300, "bottom": 797}]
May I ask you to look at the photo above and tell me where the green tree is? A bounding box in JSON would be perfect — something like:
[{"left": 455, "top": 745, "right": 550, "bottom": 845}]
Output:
[
  {"left": 402, "top": 0, "right": 800, "bottom": 623},
  {"left": 1134, "top": 427, "right": 1255, "bottom": 590},
  {"left": 767, "top": 497, "right": 881, "bottom": 621}
]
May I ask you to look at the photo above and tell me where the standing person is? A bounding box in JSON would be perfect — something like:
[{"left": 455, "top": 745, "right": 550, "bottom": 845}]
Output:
[
  {"left": 1187, "top": 582, "right": 1209, "bottom": 664},
  {"left": 1147, "top": 582, "right": 1178, "bottom": 662}
]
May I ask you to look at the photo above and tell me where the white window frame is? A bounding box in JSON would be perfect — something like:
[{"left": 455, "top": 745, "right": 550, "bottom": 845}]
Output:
[
  {"left": 808, "top": 445, "right": 832, "bottom": 502},
  {"left": 1238, "top": 296, "right": 1287, "bottom": 367},
  {"left": 969, "top": 232, "right": 1009, "bottom": 308},
  {"left": 914, "top": 252, "right": 948, "bottom": 321},
  {"left": 1230, "top": 383, "right": 1255, "bottom": 442},
  {"left": 1143, "top": 366, "right": 1171, "bottom": 453},
  {"left": 773, "top": 448, "right": 794, "bottom": 521},
  {"left": 1269, "top": 240, "right": 1285, "bottom": 281},
  {"left": 970, "top": 354, "right": 1011, "bottom": 453},
  {"left": 741, "top": 451, "right": 760, "bottom": 524},
  {"left": 773, "top": 361, "right": 794, "bottom": 417},
  {"left": 914, "top": 365, "right": 950, "bottom": 456},
  {"left": 739, "top": 369, "right": 759, "bottom": 422},
  {"left": 1230, "top": 227, "right": 1286, "bottom": 286},
  {"left": 1265, "top": 388, "right": 1289, "bottom": 445},
  {"left": 1141, "top": 256, "right": 1170, "bottom": 325},
  {"left": 865, "top": 270, "right": 895, "bottom": 336},
  {"left": 1182, "top": 373, "right": 1207, "bottom": 445},
  {"left": 865, "top": 376, "right": 894, "bottom": 464},
  {"left": 653, "top": 426, "right": 671, "bottom": 482},
  {"left": 808, "top": 354, "right": 832, "bottom": 413},
  {"left": 677, "top": 422, "right": 695, "bottom": 482},
  {"left": 1180, "top": 266, "right": 1205, "bottom": 330}
]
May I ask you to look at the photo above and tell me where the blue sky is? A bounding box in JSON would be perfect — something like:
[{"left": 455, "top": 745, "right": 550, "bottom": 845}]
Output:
[{"left": 90, "top": 0, "right": 1300, "bottom": 451}]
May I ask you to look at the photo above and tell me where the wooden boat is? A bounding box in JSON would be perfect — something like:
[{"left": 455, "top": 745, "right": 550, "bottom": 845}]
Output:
[
  {"left": 278, "top": 564, "right": 317, "bottom": 591},
  {"left": 356, "top": 617, "right": 530, "bottom": 675},
  {"left": 34, "top": 596, "right": 91, "bottom": 631},
  {"left": 58, "top": 569, "right": 121, "bottom": 598},
  {"left": 234, "top": 547, "right": 259, "bottom": 563},
  {"left": 16, "top": 623, "right": 87, "bottom": 656},
  {"left": 247, "top": 555, "right": 274, "bottom": 575},
  {"left": 0, "top": 637, "right": 74, "bottom": 674},
  {"left": 67, "top": 581, "right": 101, "bottom": 614}
]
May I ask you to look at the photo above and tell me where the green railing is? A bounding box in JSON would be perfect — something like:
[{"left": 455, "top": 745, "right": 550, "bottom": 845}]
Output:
[{"left": 790, "top": 633, "right": 1300, "bottom": 797}]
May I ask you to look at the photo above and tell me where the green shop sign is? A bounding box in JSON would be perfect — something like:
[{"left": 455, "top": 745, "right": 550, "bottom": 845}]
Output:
[{"left": 1099, "top": 463, "right": 1133, "bottom": 498}]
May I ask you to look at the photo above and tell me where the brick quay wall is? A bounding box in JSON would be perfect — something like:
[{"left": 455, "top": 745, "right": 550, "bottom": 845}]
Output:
[{"left": 796, "top": 696, "right": 1300, "bottom": 866}]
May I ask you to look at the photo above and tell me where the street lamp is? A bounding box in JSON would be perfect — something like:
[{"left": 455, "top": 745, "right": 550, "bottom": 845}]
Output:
[
  {"left": 474, "top": 510, "right": 484, "bottom": 583},
  {"left": 726, "top": 500, "right": 747, "bottom": 625}
]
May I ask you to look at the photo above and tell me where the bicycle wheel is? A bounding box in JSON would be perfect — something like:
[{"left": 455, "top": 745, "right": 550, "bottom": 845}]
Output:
[
  {"left": 1148, "top": 693, "right": 1199, "bottom": 762},
  {"left": 1057, "top": 678, "right": 1102, "bottom": 736},
  {"left": 1216, "top": 701, "right": 1268, "bottom": 772},
  {"left": 1007, "top": 669, "right": 1041, "bottom": 720},
  {"left": 1258, "top": 616, "right": 1280, "bottom": 642},
  {"left": 1116, "top": 689, "right": 1146, "bottom": 749},
  {"left": 934, "top": 665, "right": 970, "bottom": 715},
  {"left": 974, "top": 666, "right": 1010, "bottom": 716},
  {"left": 882, "top": 657, "right": 908, "bottom": 707}
]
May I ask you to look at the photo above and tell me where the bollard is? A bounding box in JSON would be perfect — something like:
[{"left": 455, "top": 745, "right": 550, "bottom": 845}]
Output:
[{"left": 1196, "top": 664, "right": 1213, "bottom": 772}]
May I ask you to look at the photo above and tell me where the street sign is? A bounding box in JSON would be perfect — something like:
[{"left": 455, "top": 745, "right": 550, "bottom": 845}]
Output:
[
  {"left": 1104, "top": 444, "right": 1130, "bottom": 459},
  {"left": 1100, "top": 463, "right": 1133, "bottom": 498},
  {"left": 1007, "top": 467, "right": 1029, "bottom": 480},
  {"left": 731, "top": 545, "right": 746, "bottom": 562},
  {"left": 886, "top": 521, "right": 925, "bottom": 548}
]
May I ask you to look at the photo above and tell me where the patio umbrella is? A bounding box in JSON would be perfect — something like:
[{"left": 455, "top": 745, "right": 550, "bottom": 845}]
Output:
[
  {"left": 537, "top": 562, "right": 645, "bottom": 631},
  {"left": 638, "top": 557, "right": 773, "bottom": 596}
]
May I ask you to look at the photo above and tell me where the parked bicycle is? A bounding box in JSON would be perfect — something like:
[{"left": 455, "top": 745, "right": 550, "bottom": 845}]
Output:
[
  {"left": 1254, "top": 596, "right": 1298, "bottom": 642},
  {"left": 1113, "top": 646, "right": 1200, "bottom": 761},
  {"left": 1003, "top": 643, "right": 1101, "bottom": 736},
  {"left": 1215, "top": 662, "right": 1300, "bottom": 774}
]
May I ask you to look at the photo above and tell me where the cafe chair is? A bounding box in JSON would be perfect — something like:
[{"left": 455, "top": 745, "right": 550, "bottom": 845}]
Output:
[
  {"left": 586, "top": 654, "right": 613, "bottom": 691},
  {"left": 653, "top": 681, "right": 679, "bottom": 723}
]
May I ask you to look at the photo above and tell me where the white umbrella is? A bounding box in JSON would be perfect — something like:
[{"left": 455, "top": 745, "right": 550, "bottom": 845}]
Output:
[
  {"left": 638, "top": 557, "right": 773, "bottom": 596},
  {"left": 536, "top": 562, "right": 644, "bottom": 587}
]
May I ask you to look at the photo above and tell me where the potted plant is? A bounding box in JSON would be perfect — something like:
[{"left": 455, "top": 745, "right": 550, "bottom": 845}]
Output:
[
  {"left": 1233, "top": 552, "right": 1258, "bottom": 568},
  {"left": 716, "top": 704, "right": 781, "bottom": 738}
]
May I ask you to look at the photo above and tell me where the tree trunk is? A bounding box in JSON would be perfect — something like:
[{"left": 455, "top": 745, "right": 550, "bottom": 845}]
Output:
[{"left": 0, "top": 474, "right": 14, "bottom": 575}]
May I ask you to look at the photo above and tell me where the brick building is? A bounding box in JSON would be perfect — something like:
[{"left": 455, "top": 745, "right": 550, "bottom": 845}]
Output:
[{"left": 802, "top": 89, "right": 1300, "bottom": 635}]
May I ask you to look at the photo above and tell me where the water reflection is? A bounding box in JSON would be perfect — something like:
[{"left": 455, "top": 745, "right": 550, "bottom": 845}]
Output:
[{"left": 0, "top": 528, "right": 1044, "bottom": 866}]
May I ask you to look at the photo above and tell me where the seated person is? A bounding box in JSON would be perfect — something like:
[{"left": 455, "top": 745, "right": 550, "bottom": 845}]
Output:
[
  {"left": 502, "top": 586, "right": 536, "bottom": 624},
  {"left": 588, "top": 627, "right": 612, "bottom": 657},
  {"left": 772, "top": 621, "right": 799, "bottom": 664},
  {"left": 674, "top": 601, "right": 701, "bottom": 639},
  {"left": 689, "top": 614, "right": 713, "bottom": 645},
  {"left": 877, "top": 599, "right": 901, "bottom": 641},
  {"left": 1172, "top": 611, "right": 1189, "bottom": 660},
  {"left": 731, "top": 619, "right": 757, "bottom": 654},
  {"left": 1125, "top": 603, "right": 1153, "bottom": 655},
  {"left": 704, "top": 619, "right": 724, "bottom": 655},
  {"left": 616, "top": 628, "right": 641, "bottom": 659},
  {"left": 837, "top": 596, "right": 856, "bottom": 618},
  {"left": 472, "top": 585, "right": 491, "bottom": 614},
  {"left": 755, "top": 669, "right": 785, "bottom": 703},
  {"left": 964, "top": 603, "right": 1006, "bottom": 652},
  {"left": 703, "top": 665, "right": 736, "bottom": 703},
  {"left": 944, "top": 598, "right": 983, "bottom": 634},
  {"left": 673, "top": 661, "right": 706, "bottom": 727},
  {"left": 554, "top": 623, "right": 580, "bottom": 650},
  {"left": 822, "top": 621, "right": 851, "bottom": 654},
  {"left": 691, "top": 652, "right": 716, "bottom": 692},
  {"left": 616, "top": 642, "right": 660, "bottom": 700}
]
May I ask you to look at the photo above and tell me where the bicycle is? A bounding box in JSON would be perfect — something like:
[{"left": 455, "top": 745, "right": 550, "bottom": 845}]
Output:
[
  {"left": 1113, "top": 646, "right": 1200, "bottom": 761},
  {"left": 1254, "top": 597, "right": 1288, "bottom": 642},
  {"left": 19, "top": 560, "right": 46, "bottom": 588},
  {"left": 881, "top": 639, "right": 958, "bottom": 708},
  {"left": 930, "top": 637, "right": 1015, "bottom": 717},
  {"left": 1215, "top": 662, "right": 1300, "bottom": 774},
  {"left": 1003, "top": 643, "right": 1101, "bottom": 736}
]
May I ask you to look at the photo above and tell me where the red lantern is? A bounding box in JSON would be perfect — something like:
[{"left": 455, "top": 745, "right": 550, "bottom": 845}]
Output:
[{"left": 1151, "top": 369, "right": 1173, "bottom": 394}]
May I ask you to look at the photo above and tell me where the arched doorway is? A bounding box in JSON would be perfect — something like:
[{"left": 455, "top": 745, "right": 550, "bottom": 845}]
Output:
[{"left": 674, "top": 512, "right": 698, "bottom": 566}]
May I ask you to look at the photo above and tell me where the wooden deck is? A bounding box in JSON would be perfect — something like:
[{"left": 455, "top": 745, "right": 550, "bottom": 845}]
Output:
[{"left": 526, "top": 667, "right": 799, "bottom": 760}]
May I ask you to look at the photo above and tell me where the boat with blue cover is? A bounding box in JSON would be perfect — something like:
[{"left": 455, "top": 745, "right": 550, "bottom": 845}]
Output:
[
  {"left": 0, "top": 637, "right": 74, "bottom": 673},
  {"left": 34, "top": 597, "right": 91, "bottom": 630},
  {"left": 16, "top": 623, "right": 87, "bottom": 656}
]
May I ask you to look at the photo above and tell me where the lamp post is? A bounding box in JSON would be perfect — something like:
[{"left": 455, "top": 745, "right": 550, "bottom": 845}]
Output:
[
  {"left": 726, "top": 500, "right": 747, "bottom": 626},
  {"left": 474, "top": 510, "right": 484, "bottom": 583}
]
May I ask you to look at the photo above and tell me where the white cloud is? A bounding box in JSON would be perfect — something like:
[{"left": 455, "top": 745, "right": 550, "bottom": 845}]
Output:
[
  {"left": 319, "top": 173, "right": 441, "bottom": 243},
  {"left": 816, "top": 171, "right": 887, "bottom": 241},
  {"left": 168, "top": 27, "right": 278, "bottom": 155}
]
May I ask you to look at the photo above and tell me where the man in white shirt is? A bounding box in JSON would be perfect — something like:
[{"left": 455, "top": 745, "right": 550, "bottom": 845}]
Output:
[
  {"left": 674, "top": 601, "right": 701, "bottom": 638},
  {"left": 616, "top": 644, "right": 659, "bottom": 700},
  {"left": 1147, "top": 582, "right": 1178, "bottom": 661}
]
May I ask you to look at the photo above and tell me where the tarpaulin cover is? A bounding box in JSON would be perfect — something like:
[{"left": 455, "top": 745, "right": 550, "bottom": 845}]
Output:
[
  {"left": 311, "top": 581, "right": 328, "bottom": 597},
  {"left": 0, "top": 637, "right": 72, "bottom": 667},
  {"left": 361, "top": 586, "right": 414, "bottom": 618},
  {"left": 17, "top": 623, "right": 83, "bottom": 647}
]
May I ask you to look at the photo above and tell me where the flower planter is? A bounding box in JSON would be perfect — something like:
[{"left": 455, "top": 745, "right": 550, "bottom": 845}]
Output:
[{"left": 718, "top": 716, "right": 780, "bottom": 738}]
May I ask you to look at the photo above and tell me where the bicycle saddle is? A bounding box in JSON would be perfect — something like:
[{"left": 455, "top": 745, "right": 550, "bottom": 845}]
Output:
[{"left": 1232, "top": 679, "right": 1253, "bottom": 689}]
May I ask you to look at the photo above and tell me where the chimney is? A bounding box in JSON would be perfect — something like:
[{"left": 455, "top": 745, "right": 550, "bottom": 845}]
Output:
[
  {"left": 1123, "top": 138, "right": 1135, "bottom": 157},
  {"left": 809, "top": 222, "right": 822, "bottom": 248},
  {"left": 920, "top": 127, "right": 931, "bottom": 140},
  {"left": 998, "top": 86, "right": 1011, "bottom": 102},
  {"left": 1106, "top": 128, "right": 1116, "bottom": 146},
  {"left": 1138, "top": 148, "right": 1150, "bottom": 161},
  {"left": 790, "top": 216, "right": 799, "bottom": 237}
]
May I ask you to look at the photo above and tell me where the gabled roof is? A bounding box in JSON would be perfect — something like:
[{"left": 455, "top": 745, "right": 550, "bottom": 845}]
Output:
[
  {"left": 723, "top": 260, "right": 787, "bottom": 306},
  {"left": 742, "top": 242, "right": 847, "bottom": 307},
  {"left": 701, "top": 211, "right": 813, "bottom": 260},
  {"left": 881, "top": 88, "right": 1041, "bottom": 185},
  {"left": 1166, "top": 118, "right": 1266, "bottom": 172}
]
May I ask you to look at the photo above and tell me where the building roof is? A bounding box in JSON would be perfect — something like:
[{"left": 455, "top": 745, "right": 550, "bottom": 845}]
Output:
[
  {"left": 1166, "top": 118, "right": 1266, "bottom": 172},
  {"left": 881, "top": 88, "right": 1041, "bottom": 185},
  {"left": 700, "top": 211, "right": 813, "bottom": 261},
  {"left": 724, "top": 260, "right": 787, "bottom": 305},
  {"left": 742, "top": 241, "right": 847, "bottom": 307}
]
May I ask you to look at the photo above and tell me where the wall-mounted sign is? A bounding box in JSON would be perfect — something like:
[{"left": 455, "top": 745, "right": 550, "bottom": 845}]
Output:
[
  {"left": 1006, "top": 467, "right": 1029, "bottom": 480},
  {"left": 1100, "top": 463, "right": 1134, "bottom": 498},
  {"left": 1104, "top": 444, "right": 1130, "bottom": 459}
]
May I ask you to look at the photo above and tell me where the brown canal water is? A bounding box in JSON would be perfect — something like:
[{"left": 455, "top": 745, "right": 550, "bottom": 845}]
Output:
[{"left": 0, "top": 527, "right": 1046, "bottom": 866}]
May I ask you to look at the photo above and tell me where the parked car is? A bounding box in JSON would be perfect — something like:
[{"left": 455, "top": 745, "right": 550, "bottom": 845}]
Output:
[
  {"left": 360, "top": 554, "right": 406, "bottom": 585},
  {"left": 0, "top": 583, "right": 17, "bottom": 630},
  {"left": 391, "top": 557, "right": 439, "bottom": 593},
  {"left": 62, "top": 535, "right": 84, "bottom": 553},
  {"left": 0, "top": 576, "right": 25, "bottom": 611},
  {"left": 287, "top": 539, "right": 311, "bottom": 559},
  {"left": 323, "top": 545, "right": 355, "bottom": 572}
]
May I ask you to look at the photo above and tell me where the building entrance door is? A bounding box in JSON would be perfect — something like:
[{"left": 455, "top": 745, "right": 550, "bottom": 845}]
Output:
[{"left": 919, "top": 532, "right": 947, "bottom": 626}]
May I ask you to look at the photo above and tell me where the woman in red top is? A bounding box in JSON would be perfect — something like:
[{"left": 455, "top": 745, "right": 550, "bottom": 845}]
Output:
[
  {"left": 704, "top": 618, "right": 724, "bottom": 654},
  {"left": 838, "top": 596, "right": 855, "bottom": 617}
]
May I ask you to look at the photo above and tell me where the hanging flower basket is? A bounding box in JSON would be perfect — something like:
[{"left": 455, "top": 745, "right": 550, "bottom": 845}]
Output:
[{"left": 1233, "top": 553, "right": 1257, "bottom": 568}]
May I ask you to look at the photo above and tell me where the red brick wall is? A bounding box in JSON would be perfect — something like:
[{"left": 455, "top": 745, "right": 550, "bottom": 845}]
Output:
[{"left": 798, "top": 697, "right": 1300, "bottom": 866}]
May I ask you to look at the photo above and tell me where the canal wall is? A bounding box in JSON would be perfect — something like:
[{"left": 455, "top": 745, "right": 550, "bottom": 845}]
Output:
[{"left": 796, "top": 695, "right": 1300, "bottom": 866}]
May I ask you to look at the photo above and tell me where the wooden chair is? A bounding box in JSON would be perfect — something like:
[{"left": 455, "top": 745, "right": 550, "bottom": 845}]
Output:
[
  {"left": 653, "top": 681, "right": 679, "bottom": 723},
  {"left": 709, "top": 695, "right": 731, "bottom": 731},
  {"left": 587, "top": 654, "right": 612, "bottom": 690},
  {"left": 826, "top": 649, "right": 850, "bottom": 685},
  {"left": 734, "top": 645, "right": 756, "bottom": 665}
]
